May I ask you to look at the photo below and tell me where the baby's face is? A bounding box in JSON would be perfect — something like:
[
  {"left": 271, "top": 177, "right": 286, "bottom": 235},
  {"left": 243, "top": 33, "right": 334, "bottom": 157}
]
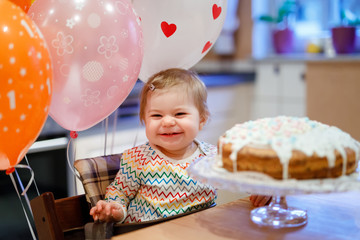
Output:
[{"left": 144, "top": 85, "right": 205, "bottom": 159}]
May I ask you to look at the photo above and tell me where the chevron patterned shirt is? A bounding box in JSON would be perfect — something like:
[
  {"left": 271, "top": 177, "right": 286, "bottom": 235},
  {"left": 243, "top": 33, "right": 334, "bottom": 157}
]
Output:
[{"left": 104, "top": 139, "right": 217, "bottom": 223}]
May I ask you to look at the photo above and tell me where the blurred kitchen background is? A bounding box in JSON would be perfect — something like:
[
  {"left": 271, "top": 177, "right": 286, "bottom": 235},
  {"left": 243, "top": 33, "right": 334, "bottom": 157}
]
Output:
[{"left": 2, "top": 0, "right": 360, "bottom": 238}]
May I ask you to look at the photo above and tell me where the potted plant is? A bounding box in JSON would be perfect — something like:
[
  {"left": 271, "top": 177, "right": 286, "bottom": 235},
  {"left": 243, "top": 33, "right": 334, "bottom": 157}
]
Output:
[
  {"left": 258, "top": 0, "right": 298, "bottom": 54},
  {"left": 331, "top": 8, "right": 360, "bottom": 54}
]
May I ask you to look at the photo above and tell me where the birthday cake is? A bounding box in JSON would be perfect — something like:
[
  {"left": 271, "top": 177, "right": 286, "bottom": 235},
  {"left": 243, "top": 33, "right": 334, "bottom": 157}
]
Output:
[{"left": 218, "top": 116, "right": 360, "bottom": 180}]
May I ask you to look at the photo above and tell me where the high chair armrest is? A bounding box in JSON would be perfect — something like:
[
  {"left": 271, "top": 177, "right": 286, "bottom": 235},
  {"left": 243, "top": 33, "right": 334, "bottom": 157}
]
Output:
[
  {"left": 31, "top": 192, "right": 93, "bottom": 240},
  {"left": 31, "top": 192, "right": 64, "bottom": 240}
]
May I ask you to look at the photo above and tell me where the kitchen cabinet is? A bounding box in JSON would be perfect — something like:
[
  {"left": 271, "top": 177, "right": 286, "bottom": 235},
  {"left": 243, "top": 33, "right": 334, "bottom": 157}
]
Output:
[
  {"left": 198, "top": 79, "right": 254, "bottom": 145},
  {"left": 306, "top": 61, "right": 360, "bottom": 141},
  {"left": 252, "top": 61, "right": 306, "bottom": 119}
]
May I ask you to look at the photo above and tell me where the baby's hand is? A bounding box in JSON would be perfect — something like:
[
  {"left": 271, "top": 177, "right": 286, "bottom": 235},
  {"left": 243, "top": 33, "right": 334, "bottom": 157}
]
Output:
[
  {"left": 89, "top": 200, "right": 124, "bottom": 222},
  {"left": 249, "top": 195, "right": 272, "bottom": 207}
]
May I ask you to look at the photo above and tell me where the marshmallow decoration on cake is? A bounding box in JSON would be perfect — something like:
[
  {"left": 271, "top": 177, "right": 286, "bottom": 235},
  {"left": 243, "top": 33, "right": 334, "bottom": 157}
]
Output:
[{"left": 218, "top": 116, "right": 360, "bottom": 179}]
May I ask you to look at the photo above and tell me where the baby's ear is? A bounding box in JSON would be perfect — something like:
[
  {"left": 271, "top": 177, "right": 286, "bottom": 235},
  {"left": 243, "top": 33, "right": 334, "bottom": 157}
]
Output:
[{"left": 199, "top": 115, "right": 208, "bottom": 130}]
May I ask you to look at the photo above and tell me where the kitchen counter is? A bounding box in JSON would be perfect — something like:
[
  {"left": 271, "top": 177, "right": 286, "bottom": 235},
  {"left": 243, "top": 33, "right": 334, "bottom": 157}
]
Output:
[
  {"left": 193, "top": 53, "right": 360, "bottom": 74},
  {"left": 254, "top": 53, "right": 360, "bottom": 63}
]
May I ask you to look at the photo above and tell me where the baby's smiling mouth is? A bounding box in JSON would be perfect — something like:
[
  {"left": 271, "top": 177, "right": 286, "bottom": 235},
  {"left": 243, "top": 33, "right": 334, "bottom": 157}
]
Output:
[{"left": 160, "top": 132, "right": 181, "bottom": 136}]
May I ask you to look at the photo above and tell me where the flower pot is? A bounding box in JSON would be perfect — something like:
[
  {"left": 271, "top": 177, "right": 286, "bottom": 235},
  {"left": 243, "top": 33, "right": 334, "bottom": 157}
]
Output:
[
  {"left": 272, "top": 28, "right": 294, "bottom": 54},
  {"left": 331, "top": 26, "right": 356, "bottom": 54}
]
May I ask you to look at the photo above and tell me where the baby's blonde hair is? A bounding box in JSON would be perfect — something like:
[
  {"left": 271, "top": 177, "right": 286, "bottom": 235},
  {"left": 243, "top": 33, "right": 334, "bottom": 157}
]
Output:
[{"left": 139, "top": 68, "right": 209, "bottom": 124}]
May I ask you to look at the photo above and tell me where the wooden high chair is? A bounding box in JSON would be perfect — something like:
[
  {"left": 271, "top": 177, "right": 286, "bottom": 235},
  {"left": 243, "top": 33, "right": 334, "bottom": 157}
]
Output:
[
  {"left": 31, "top": 153, "right": 216, "bottom": 240},
  {"left": 31, "top": 154, "right": 123, "bottom": 240},
  {"left": 31, "top": 192, "right": 92, "bottom": 240}
]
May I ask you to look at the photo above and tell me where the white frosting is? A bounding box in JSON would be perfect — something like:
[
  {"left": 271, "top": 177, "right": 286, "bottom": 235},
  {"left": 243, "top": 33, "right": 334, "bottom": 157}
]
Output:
[
  {"left": 188, "top": 156, "right": 360, "bottom": 195},
  {"left": 219, "top": 116, "right": 360, "bottom": 179}
]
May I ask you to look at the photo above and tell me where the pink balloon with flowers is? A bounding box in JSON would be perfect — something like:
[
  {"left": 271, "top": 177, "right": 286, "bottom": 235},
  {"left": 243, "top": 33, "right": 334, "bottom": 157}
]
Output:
[{"left": 28, "top": 0, "right": 143, "bottom": 131}]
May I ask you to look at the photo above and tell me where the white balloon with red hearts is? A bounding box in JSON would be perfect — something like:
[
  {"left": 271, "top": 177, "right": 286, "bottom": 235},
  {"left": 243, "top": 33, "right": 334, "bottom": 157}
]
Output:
[{"left": 133, "top": 0, "right": 227, "bottom": 82}]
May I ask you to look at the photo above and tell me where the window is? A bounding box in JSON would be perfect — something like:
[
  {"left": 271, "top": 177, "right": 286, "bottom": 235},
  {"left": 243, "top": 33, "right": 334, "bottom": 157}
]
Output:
[{"left": 252, "top": 0, "right": 360, "bottom": 57}]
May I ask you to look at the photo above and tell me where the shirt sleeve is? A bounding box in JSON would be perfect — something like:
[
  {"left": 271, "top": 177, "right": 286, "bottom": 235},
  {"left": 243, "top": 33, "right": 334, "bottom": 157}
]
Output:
[{"left": 104, "top": 148, "right": 141, "bottom": 222}]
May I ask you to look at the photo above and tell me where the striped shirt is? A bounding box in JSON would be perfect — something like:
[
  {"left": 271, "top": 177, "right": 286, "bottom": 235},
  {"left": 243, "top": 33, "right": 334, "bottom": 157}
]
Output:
[{"left": 105, "top": 140, "right": 217, "bottom": 223}]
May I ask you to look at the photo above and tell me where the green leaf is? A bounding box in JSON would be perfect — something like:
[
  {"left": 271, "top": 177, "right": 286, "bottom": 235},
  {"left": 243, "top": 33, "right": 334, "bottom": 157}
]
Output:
[{"left": 259, "top": 15, "right": 277, "bottom": 22}]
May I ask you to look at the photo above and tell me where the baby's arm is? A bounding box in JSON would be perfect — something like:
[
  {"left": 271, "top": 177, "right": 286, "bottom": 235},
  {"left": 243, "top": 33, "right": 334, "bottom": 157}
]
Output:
[
  {"left": 92, "top": 149, "right": 140, "bottom": 222},
  {"left": 89, "top": 200, "right": 124, "bottom": 222},
  {"left": 249, "top": 195, "right": 272, "bottom": 207}
]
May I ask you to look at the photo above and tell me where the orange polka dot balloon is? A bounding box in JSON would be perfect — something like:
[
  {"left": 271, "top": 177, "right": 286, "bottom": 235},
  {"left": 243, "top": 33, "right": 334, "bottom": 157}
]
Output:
[
  {"left": 0, "top": 0, "right": 53, "bottom": 171},
  {"left": 9, "top": 0, "right": 32, "bottom": 13}
]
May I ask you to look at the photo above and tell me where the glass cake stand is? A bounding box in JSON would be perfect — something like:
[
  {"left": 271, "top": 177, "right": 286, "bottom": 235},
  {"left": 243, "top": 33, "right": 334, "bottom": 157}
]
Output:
[{"left": 187, "top": 156, "right": 360, "bottom": 228}]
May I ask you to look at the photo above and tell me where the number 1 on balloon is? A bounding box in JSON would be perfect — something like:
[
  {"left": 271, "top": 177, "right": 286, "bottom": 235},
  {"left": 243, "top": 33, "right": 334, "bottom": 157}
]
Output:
[{"left": 7, "top": 90, "right": 16, "bottom": 110}]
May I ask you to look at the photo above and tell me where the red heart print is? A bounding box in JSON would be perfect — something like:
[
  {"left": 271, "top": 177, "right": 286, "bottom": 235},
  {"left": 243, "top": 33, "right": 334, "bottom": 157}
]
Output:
[
  {"left": 212, "top": 4, "right": 222, "bottom": 20},
  {"left": 161, "top": 21, "right": 177, "bottom": 38},
  {"left": 202, "top": 41, "right": 212, "bottom": 54}
]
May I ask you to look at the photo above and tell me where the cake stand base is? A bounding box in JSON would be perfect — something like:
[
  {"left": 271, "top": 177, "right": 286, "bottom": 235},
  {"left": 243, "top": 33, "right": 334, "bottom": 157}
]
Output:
[{"left": 250, "top": 196, "right": 307, "bottom": 228}]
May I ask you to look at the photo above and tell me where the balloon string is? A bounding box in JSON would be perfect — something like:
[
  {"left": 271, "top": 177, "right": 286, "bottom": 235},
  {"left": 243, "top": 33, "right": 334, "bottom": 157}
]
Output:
[
  {"left": 72, "top": 142, "right": 78, "bottom": 195},
  {"left": 9, "top": 172, "right": 37, "bottom": 240},
  {"left": 66, "top": 137, "right": 81, "bottom": 181},
  {"left": 24, "top": 155, "right": 40, "bottom": 196},
  {"left": 13, "top": 164, "right": 35, "bottom": 197},
  {"left": 104, "top": 117, "right": 109, "bottom": 156},
  {"left": 14, "top": 169, "right": 33, "bottom": 219},
  {"left": 111, "top": 109, "right": 119, "bottom": 155}
]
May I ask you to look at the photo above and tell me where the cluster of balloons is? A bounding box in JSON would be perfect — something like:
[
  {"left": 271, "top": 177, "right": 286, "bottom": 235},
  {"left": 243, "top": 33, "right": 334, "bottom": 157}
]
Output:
[{"left": 0, "top": 0, "right": 227, "bottom": 171}]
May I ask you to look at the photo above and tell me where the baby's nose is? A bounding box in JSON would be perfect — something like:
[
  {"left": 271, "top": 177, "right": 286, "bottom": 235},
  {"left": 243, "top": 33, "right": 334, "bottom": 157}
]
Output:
[{"left": 162, "top": 116, "right": 175, "bottom": 126}]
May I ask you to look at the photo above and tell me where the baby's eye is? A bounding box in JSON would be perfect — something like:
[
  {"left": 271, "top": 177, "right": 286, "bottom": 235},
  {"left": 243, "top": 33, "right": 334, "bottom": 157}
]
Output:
[
  {"left": 175, "top": 112, "right": 187, "bottom": 116},
  {"left": 151, "top": 114, "right": 162, "bottom": 118}
]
